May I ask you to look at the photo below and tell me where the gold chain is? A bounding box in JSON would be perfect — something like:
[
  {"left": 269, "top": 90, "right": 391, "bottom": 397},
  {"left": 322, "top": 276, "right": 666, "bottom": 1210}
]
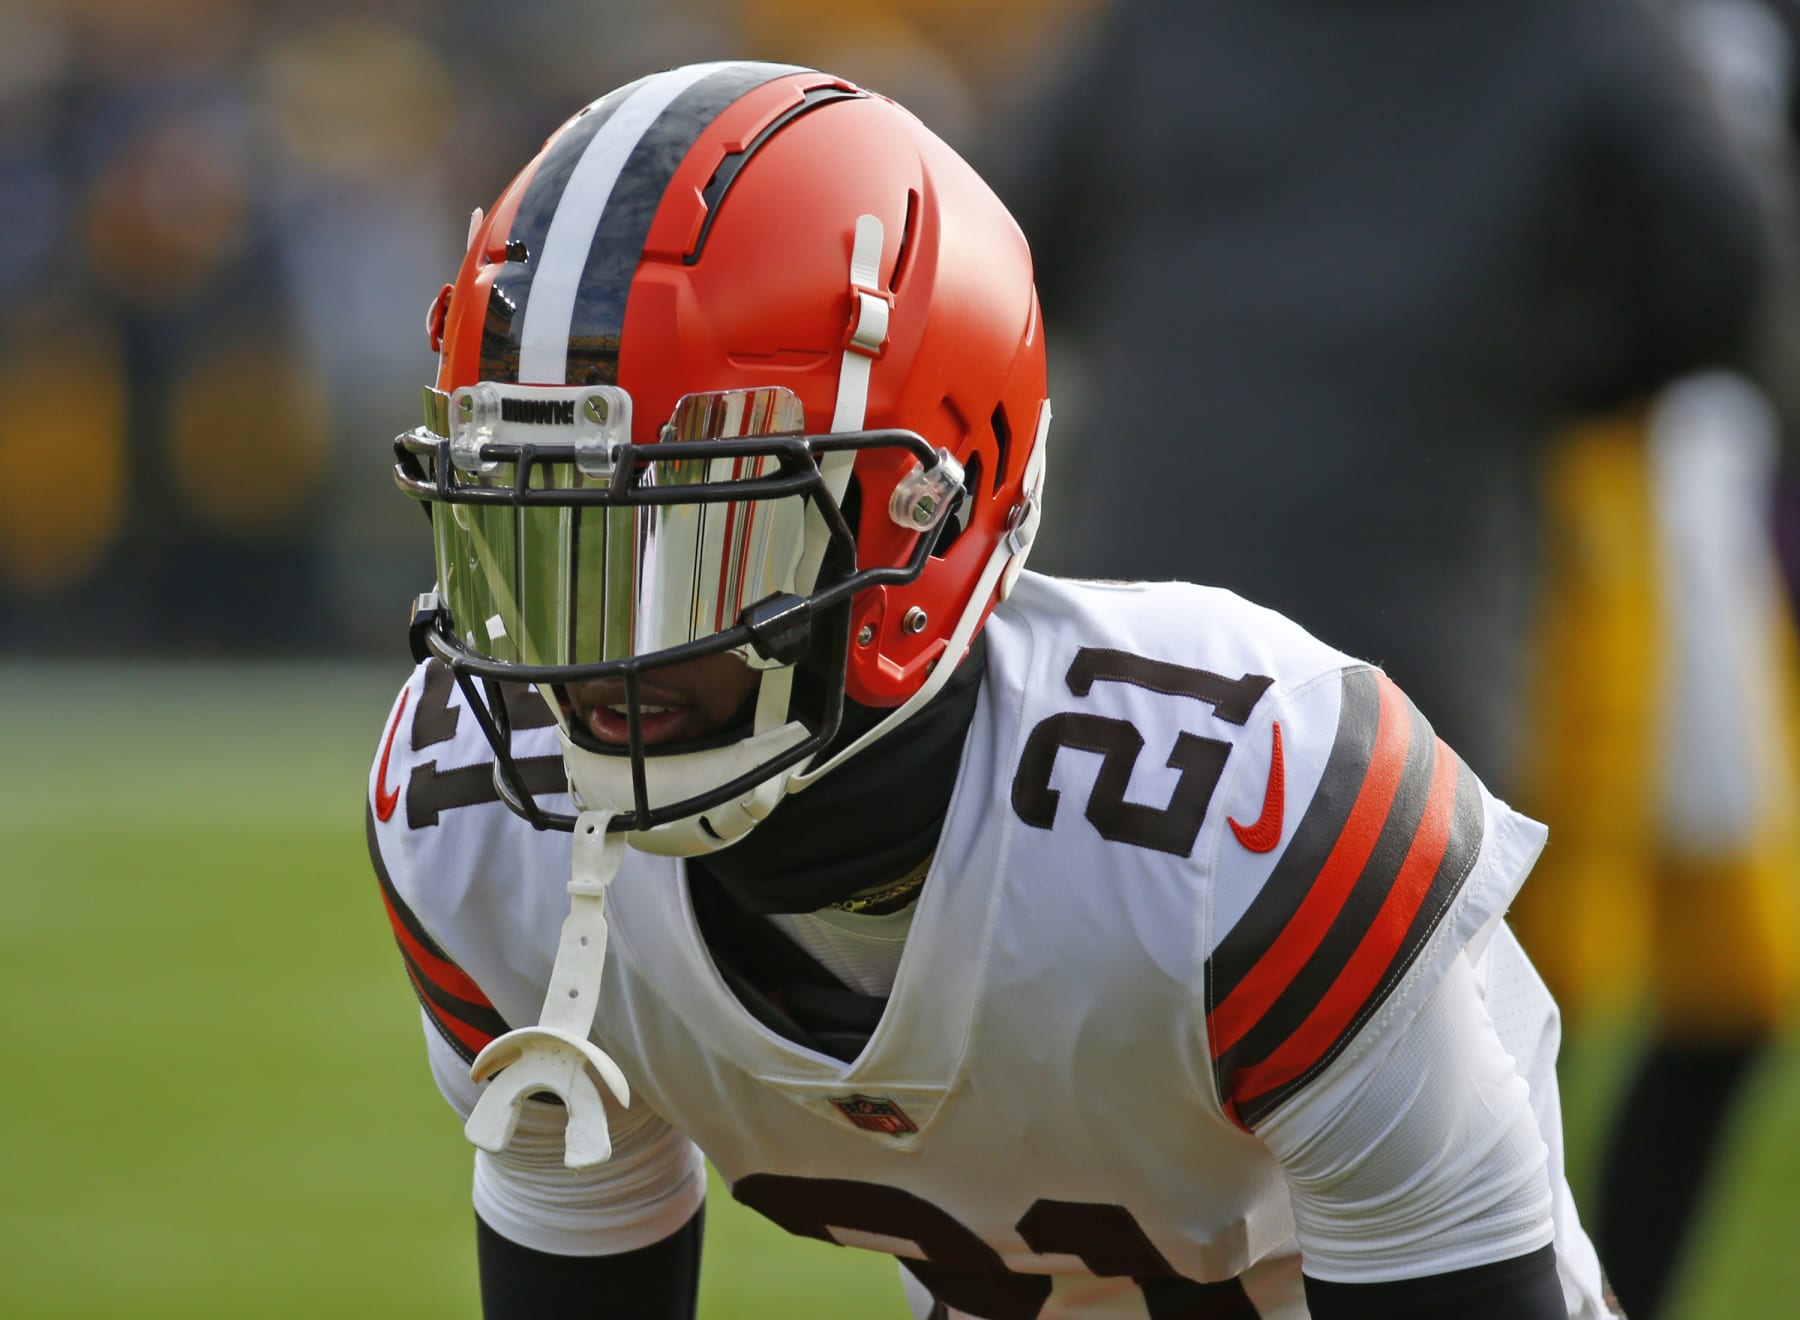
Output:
[{"left": 826, "top": 852, "right": 933, "bottom": 914}]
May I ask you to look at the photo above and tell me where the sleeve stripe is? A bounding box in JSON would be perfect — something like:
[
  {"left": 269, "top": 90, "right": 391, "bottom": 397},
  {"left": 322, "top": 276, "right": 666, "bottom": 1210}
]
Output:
[
  {"left": 366, "top": 802, "right": 511, "bottom": 1061},
  {"left": 377, "top": 881, "right": 499, "bottom": 1015},
  {"left": 1207, "top": 671, "right": 1411, "bottom": 1056},
  {"left": 401, "top": 956, "right": 506, "bottom": 1060},
  {"left": 1210, "top": 692, "right": 1438, "bottom": 1089},
  {"left": 1204, "top": 670, "right": 1489, "bottom": 1130},
  {"left": 366, "top": 803, "right": 481, "bottom": 997},
  {"left": 1204, "top": 668, "right": 1384, "bottom": 1009},
  {"left": 1226, "top": 745, "right": 1480, "bottom": 1126}
]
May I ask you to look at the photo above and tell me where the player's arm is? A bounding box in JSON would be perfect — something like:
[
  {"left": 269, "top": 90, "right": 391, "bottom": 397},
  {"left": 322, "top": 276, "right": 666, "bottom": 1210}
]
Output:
[
  {"left": 476, "top": 1208, "right": 702, "bottom": 1319},
  {"left": 384, "top": 844, "right": 708, "bottom": 1316},
  {"left": 425, "top": 1022, "right": 709, "bottom": 1318},
  {"left": 1300, "top": 1246, "right": 1563, "bottom": 1319},
  {"left": 1203, "top": 664, "right": 1601, "bottom": 1316},
  {"left": 1261, "top": 955, "right": 1567, "bottom": 1318},
  {"left": 385, "top": 872, "right": 709, "bottom": 1316},
  {"left": 365, "top": 680, "right": 708, "bottom": 1318}
]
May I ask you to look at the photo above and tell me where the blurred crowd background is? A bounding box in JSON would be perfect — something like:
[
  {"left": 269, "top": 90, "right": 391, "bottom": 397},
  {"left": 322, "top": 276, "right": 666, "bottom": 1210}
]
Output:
[
  {"left": 8, "top": 0, "right": 1800, "bottom": 1316},
  {"left": 0, "top": 0, "right": 1093, "bottom": 657}
]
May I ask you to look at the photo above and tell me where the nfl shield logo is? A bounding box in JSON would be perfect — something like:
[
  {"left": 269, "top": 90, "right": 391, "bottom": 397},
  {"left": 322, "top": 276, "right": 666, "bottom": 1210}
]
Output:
[{"left": 830, "top": 1093, "right": 917, "bottom": 1136}]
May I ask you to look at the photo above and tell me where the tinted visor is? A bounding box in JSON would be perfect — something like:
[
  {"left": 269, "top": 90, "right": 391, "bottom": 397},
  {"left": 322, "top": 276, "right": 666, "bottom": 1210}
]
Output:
[{"left": 408, "top": 384, "right": 812, "bottom": 668}]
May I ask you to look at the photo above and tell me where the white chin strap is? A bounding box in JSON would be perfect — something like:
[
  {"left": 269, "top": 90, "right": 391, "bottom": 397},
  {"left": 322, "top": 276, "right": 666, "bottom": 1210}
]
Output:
[
  {"left": 464, "top": 809, "right": 631, "bottom": 1170},
  {"left": 790, "top": 396, "right": 1049, "bottom": 788}
]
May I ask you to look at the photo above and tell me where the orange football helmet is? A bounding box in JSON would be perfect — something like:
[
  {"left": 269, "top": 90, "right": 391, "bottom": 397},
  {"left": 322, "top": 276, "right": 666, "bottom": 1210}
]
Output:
[{"left": 395, "top": 61, "right": 1048, "bottom": 850}]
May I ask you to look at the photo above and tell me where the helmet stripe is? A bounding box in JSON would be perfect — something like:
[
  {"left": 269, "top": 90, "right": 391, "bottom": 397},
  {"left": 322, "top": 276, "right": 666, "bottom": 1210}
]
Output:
[
  {"left": 477, "top": 75, "right": 645, "bottom": 383},
  {"left": 562, "top": 63, "right": 811, "bottom": 385},
  {"left": 511, "top": 61, "right": 806, "bottom": 385}
]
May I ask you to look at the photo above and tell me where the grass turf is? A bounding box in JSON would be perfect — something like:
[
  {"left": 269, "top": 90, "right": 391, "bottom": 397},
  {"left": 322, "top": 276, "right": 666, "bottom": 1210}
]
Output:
[{"left": 1, "top": 662, "right": 1792, "bottom": 1317}]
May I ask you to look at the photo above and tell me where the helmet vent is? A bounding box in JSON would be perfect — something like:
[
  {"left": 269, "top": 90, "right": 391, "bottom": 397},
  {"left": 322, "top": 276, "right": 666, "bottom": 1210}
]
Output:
[
  {"left": 990, "top": 404, "right": 1012, "bottom": 494},
  {"left": 891, "top": 188, "right": 921, "bottom": 292},
  {"left": 685, "top": 84, "right": 867, "bottom": 265}
]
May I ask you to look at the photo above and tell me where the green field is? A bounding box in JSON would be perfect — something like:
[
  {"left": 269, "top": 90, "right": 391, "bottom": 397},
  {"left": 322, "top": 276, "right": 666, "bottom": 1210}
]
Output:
[{"left": 2, "top": 662, "right": 1794, "bottom": 1317}]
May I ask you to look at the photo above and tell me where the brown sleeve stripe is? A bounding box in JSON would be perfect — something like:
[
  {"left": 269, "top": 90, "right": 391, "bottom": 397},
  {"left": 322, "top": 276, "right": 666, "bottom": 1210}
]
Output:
[
  {"left": 1209, "top": 691, "right": 1432, "bottom": 1073},
  {"left": 398, "top": 953, "right": 506, "bottom": 1063},
  {"left": 1230, "top": 751, "right": 1483, "bottom": 1127},
  {"left": 1205, "top": 666, "right": 1392, "bottom": 1044},
  {"left": 1204, "top": 670, "right": 1486, "bottom": 1129},
  {"left": 366, "top": 804, "right": 510, "bottom": 1063}
]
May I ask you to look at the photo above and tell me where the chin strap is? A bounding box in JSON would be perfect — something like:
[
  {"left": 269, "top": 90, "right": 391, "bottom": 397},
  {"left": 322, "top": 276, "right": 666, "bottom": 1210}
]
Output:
[
  {"left": 794, "top": 212, "right": 887, "bottom": 599},
  {"left": 464, "top": 809, "right": 631, "bottom": 1169},
  {"left": 789, "top": 398, "right": 1050, "bottom": 789}
]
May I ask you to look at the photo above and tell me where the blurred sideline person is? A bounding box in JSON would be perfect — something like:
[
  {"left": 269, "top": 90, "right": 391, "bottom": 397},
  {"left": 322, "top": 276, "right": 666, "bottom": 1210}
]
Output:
[
  {"left": 993, "top": 0, "right": 1766, "bottom": 794},
  {"left": 1511, "top": 5, "right": 1800, "bottom": 1316},
  {"left": 1513, "top": 379, "right": 1800, "bottom": 1320},
  {"left": 996, "top": 6, "right": 1771, "bottom": 1313},
  {"left": 366, "top": 64, "right": 1620, "bottom": 1318}
]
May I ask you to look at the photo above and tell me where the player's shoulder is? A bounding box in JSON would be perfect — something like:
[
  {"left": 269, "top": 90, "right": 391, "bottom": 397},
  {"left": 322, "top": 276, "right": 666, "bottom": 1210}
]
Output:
[
  {"left": 364, "top": 659, "right": 571, "bottom": 935},
  {"left": 1199, "top": 660, "right": 1548, "bottom": 1130},
  {"left": 985, "top": 570, "right": 1398, "bottom": 889},
  {"left": 988, "top": 575, "right": 1547, "bottom": 1130},
  {"left": 990, "top": 571, "right": 1355, "bottom": 699},
  {"left": 364, "top": 661, "right": 559, "bottom": 1067}
]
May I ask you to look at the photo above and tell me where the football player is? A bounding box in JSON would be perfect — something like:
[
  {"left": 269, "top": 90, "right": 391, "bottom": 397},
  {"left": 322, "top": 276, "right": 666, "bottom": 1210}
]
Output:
[{"left": 368, "top": 62, "right": 1620, "bottom": 1319}]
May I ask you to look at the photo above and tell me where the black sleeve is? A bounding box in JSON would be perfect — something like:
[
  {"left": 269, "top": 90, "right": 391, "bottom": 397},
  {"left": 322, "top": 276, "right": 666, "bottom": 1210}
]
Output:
[
  {"left": 475, "top": 1206, "right": 703, "bottom": 1320},
  {"left": 1303, "top": 1243, "right": 1573, "bottom": 1320}
]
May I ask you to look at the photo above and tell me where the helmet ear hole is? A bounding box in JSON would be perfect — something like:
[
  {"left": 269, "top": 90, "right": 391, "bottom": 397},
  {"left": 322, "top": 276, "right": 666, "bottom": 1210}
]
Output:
[{"left": 989, "top": 404, "right": 1011, "bottom": 494}]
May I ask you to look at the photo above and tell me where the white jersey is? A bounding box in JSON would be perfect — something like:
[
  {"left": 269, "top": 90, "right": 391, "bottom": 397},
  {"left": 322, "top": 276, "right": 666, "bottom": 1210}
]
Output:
[{"left": 367, "top": 573, "right": 1614, "bottom": 1318}]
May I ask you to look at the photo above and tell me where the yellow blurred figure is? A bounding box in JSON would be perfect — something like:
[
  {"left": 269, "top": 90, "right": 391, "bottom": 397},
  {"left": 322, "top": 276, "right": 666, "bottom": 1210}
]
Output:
[
  {"left": 1512, "top": 411, "right": 1662, "bottom": 1018},
  {"left": 1514, "top": 372, "right": 1800, "bottom": 1318},
  {"left": 167, "top": 343, "right": 328, "bottom": 535},
  {"left": 1516, "top": 379, "right": 1800, "bottom": 1032},
  {"left": 0, "top": 314, "right": 127, "bottom": 595}
]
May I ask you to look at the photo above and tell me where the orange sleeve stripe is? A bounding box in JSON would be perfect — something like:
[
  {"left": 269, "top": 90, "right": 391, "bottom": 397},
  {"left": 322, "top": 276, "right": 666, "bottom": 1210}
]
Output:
[
  {"left": 403, "top": 960, "right": 497, "bottom": 1054},
  {"left": 1227, "top": 737, "right": 1459, "bottom": 1102},
  {"left": 378, "top": 885, "right": 495, "bottom": 1009},
  {"left": 1208, "top": 673, "right": 1413, "bottom": 1056}
]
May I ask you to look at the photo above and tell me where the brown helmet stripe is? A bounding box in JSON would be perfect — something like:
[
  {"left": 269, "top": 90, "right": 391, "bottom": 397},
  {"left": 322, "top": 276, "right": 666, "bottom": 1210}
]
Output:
[{"left": 478, "top": 62, "right": 806, "bottom": 386}]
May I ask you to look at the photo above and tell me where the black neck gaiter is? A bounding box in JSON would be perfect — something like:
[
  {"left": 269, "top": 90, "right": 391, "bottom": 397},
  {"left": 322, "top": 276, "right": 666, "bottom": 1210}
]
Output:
[{"left": 690, "top": 637, "right": 987, "bottom": 914}]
